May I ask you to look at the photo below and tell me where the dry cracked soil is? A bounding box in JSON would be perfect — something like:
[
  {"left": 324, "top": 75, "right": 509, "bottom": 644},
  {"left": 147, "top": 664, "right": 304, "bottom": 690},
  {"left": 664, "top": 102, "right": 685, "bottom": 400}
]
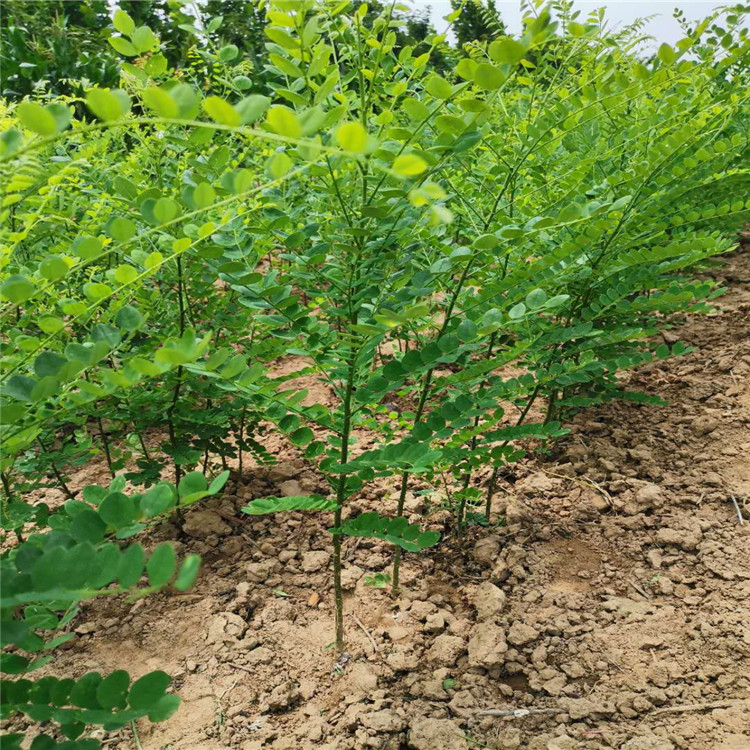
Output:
[{"left": 5, "top": 241, "right": 750, "bottom": 750}]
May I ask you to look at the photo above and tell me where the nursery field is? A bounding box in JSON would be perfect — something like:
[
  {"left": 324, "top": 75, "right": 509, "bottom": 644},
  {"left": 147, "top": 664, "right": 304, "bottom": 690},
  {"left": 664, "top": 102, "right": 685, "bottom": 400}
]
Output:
[{"left": 1, "top": 1, "right": 749, "bottom": 749}]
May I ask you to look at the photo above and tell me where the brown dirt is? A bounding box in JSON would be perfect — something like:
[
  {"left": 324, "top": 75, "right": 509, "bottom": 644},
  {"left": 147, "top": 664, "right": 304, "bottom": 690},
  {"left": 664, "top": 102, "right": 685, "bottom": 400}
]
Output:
[{"left": 7, "top": 245, "right": 750, "bottom": 750}]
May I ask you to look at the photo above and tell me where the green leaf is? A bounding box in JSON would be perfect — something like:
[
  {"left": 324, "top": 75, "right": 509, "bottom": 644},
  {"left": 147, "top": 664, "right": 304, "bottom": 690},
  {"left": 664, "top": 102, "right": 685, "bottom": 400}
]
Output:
[
  {"left": 116, "top": 304, "right": 144, "bottom": 331},
  {"left": 91, "top": 323, "right": 122, "bottom": 347},
  {"left": 454, "top": 58, "right": 477, "bottom": 80},
  {"left": 33, "top": 351, "right": 66, "bottom": 377},
  {"left": 173, "top": 555, "right": 201, "bottom": 591},
  {"left": 233, "top": 168, "right": 253, "bottom": 193},
  {"left": 82, "top": 485, "right": 108, "bottom": 505},
  {"left": 107, "top": 216, "right": 136, "bottom": 242},
  {"left": 2, "top": 375, "right": 35, "bottom": 403},
  {"left": 178, "top": 471, "right": 207, "bottom": 498},
  {"left": 456, "top": 319, "right": 477, "bottom": 341},
  {"left": 1, "top": 653, "right": 30, "bottom": 674},
  {"left": 131, "top": 26, "right": 158, "bottom": 53},
  {"left": 83, "top": 282, "right": 112, "bottom": 301},
  {"left": 146, "top": 543, "right": 176, "bottom": 587},
  {"left": 98, "top": 492, "right": 136, "bottom": 528},
  {"left": 1, "top": 127, "right": 23, "bottom": 158},
  {"left": 140, "top": 483, "right": 175, "bottom": 518},
  {"left": 46, "top": 103, "right": 71, "bottom": 132},
  {"left": 489, "top": 38, "right": 527, "bottom": 64},
  {"left": 268, "top": 152, "right": 293, "bottom": 179},
  {"left": 16, "top": 102, "right": 57, "bottom": 136},
  {"left": 474, "top": 63, "right": 506, "bottom": 90},
  {"left": 425, "top": 74, "right": 452, "bottom": 99},
  {"left": 128, "top": 670, "right": 171, "bottom": 710},
  {"left": 525, "top": 288, "right": 547, "bottom": 309},
  {"left": 290, "top": 426, "right": 314, "bottom": 446},
  {"left": 70, "top": 510, "right": 107, "bottom": 544},
  {"left": 218, "top": 43, "right": 239, "bottom": 62},
  {"left": 234, "top": 75, "right": 253, "bottom": 90},
  {"left": 73, "top": 235, "right": 103, "bottom": 260},
  {"left": 243, "top": 495, "right": 337, "bottom": 515},
  {"left": 266, "top": 105, "right": 301, "bottom": 139},
  {"left": 437, "top": 333, "right": 459, "bottom": 353},
  {"left": 153, "top": 197, "right": 179, "bottom": 223},
  {"left": 86, "top": 89, "right": 130, "bottom": 121},
  {"left": 39, "top": 255, "right": 68, "bottom": 281},
  {"left": 236, "top": 94, "right": 271, "bottom": 124},
  {"left": 333, "top": 512, "right": 440, "bottom": 552},
  {"left": 335, "top": 121, "right": 369, "bottom": 153},
  {"left": 170, "top": 84, "right": 199, "bottom": 119},
  {"left": 403, "top": 98, "right": 430, "bottom": 120},
  {"left": 193, "top": 182, "right": 216, "bottom": 208},
  {"left": 118, "top": 543, "right": 146, "bottom": 588},
  {"left": 208, "top": 470, "right": 230, "bottom": 494},
  {"left": 473, "top": 233, "right": 499, "bottom": 249},
  {"left": 1, "top": 274, "right": 35, "bottom": 303},
  {"left": 109, "top": 36, "right": 138, "bottom": 56},
  {"left": 392, "top": 154, "right": 427, "bottom": 177},
  {"left": 508, "top": 302, "right": 526, "bottom": 319},
  {"left": 113, "top": 9, "right": 136, "bottom": 35},
  {"left": 148, "top": 693, "right": 181, "bottom": 722},
  {"left": 96, "top": 669, "right": 130, "bottom": 710},
  {"left": 203, "top": 96, "right": 240, "bottom": 126},
  {"left": 142, "top": 87, "right": 179, "bottom": 118},
  {"left": 658, "top": 43, "right": 676, "bottom": 65},
  {"left": 70, "top": 671, "right": 103, "bottom": 708},
  {"left": 145, "top": 53, "right": 168, "bottom": 77}
]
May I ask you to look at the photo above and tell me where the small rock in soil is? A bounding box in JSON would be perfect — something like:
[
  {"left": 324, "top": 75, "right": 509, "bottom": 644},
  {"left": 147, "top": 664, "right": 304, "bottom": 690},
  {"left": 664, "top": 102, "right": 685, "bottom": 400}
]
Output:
[
  {"left": 635, "top": 483, "right": 666, "bottom": 510},
  {"left": 409, "top": 600, "right": 437, "bottom": 621},
  {"left": 300, "top": 551, "right": 330, "bottom": 572},
  {"left": 408, "top": 717, "right": 463, "bottom": 750},
  {"left": 427, "top": 634, "right": 466, "bottom": 666},
  {"left": 277, "top": 479, "right": 304, "bottom": 497},
  {"left": 692, "top": 415, "right": 720, "bottom": 435},
  {"left": 473, "top": 580, "right": 506, "bottom": 621},
  {"left": 517, "top": 472, "right": 564, "bottom": 495},
  {"left": 246, "top": 559, "right": 279, "bottom": 583},
  {"left": 349, "top": 662, "right": 378, "bottom": 694},
  {"left": 507, "top": 621, "right": 539, "bottom": 646},
  {"left": 656, "top": 519, "right": 702, "bottom": 550},
  {"left": 547, "top": 737, "right": 579, "bottom": 750},
  {"left": 622, "top": 736, "right": 674, "bottom": 750},
  {"left": 183, "top": 509, "right": 231, "bottom": 538},
  {"left": 245, "top": 646, "right": 274, "bottom": 665},
  {"left": 360, "top": 709, "right": 405, "bottom": 733},
  {"left": 468, "top": 621, "right": 508, "bottom": 668},
  {"left": 267, "top": 462, "right": 300, "bottom": 482},
  {"left": 473, "top": 537, "right": 501, "bottom": 566}
]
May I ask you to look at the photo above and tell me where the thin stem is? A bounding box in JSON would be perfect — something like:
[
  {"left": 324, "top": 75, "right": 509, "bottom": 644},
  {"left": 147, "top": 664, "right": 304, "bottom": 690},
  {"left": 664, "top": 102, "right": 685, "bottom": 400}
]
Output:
[
  {"left": 1, "top": 472, "right": 24, "bottom": 543},
  {"left": 457, "top": 332, "right": 498, "bottom": 529},
  {"left": 168, "top": 256, "right": 187, "bottom": 498},
  {"left": 392, "top": 257, "right": 475, "bottom": 594},
  {"left": 37, "top": 438, "right": 76, "bottom": 500},
  {"left": 131, "top": 721, "right": 143, "bottom": 750},
  {"left": 135, "top": 429, "right": 151, "bottom": 461},
  {"left": 238, "top": 406, "right": 246, "bottom": 477},
  {"left": 96, "top": 417, "right": 115, "bottom": 478},
  {"left": 484, "top": 385, "right": 541, "bottom": 520}
]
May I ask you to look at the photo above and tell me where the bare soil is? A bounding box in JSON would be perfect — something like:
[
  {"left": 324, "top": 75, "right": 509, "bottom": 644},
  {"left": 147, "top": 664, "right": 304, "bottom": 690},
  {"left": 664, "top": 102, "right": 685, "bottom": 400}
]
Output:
[{"left": 8, "top": 245, "right": 750, "bottom": 750}]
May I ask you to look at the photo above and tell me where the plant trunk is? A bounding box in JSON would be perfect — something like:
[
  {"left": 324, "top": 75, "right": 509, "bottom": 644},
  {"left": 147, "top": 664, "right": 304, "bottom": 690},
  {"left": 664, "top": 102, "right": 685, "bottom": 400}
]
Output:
[{"left": 333, "top": 355, "right": 357, "bottom": 651}]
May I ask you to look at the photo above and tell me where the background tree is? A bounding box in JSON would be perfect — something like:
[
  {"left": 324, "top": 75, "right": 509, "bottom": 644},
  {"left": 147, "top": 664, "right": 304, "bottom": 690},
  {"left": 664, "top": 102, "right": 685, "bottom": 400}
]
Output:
[
  {"left": 0, "top": 0, "right": 118, "bottom": 98},
  {"left": 204, "top": 0, "right": 268, "bottom": 71},
  {"left": 450, "top": 0, "right": 506, "bottom": 50},
  {"left": 117, "top": 0, "right": 193, "bottom": 69}
]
